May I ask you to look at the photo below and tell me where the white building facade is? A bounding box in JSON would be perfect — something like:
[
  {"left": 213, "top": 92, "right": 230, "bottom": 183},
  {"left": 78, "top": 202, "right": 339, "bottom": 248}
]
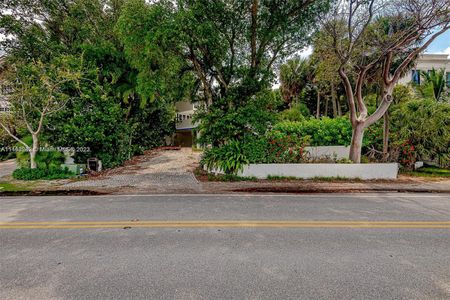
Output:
[
  {"left": 398, "top": 53, "right": 450, "bottom": 86},
  {"left": 174, "top": 101, "right": 199, "bottom": 147}
]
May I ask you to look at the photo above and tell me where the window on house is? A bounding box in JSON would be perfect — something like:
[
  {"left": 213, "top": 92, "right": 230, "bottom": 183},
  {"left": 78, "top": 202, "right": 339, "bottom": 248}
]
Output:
[
  {"left": 447, "top": 72, "right": 450, "bottom": 87},
  {"left": 412, "top": 70, "right": 420, "bottom": 84}
]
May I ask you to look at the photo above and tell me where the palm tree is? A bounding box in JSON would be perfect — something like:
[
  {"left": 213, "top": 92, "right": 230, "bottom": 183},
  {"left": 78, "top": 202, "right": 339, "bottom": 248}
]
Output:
[
  {"left": 419, "top": 68, "right": 446, "bottom": 101},
  {"left": 279, "top": 58, "right": 310, "bottom": 108}
]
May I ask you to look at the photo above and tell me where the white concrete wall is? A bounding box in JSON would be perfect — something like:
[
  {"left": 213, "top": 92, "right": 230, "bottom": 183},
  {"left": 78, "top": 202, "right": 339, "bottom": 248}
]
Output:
[
  {"left": 304, "top": 146, "right": 350, "bottom": 160},
  {"left": 210, "top": 163, "right": 399, "bottom": 180},
  {"left": 238, "top": 163, "right": 398, "bottom": 179}
]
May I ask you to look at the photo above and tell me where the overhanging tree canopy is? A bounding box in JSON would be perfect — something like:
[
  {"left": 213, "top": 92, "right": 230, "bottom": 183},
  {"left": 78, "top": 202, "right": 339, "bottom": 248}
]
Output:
[{"left": 117, "top": 0, "right": 332, "bottom": 144}]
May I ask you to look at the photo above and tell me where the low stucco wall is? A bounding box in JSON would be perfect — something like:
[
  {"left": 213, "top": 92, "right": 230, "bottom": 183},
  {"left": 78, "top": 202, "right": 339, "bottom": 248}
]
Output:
[
  {"left": 304, "top": 146, "right": 350, "bottom": 160},
  {"left": 240, "top": 163, "right": 399, "bottom": 179},
  {"left": 210, "top": 163, "right": 399, "bottom": 180}
]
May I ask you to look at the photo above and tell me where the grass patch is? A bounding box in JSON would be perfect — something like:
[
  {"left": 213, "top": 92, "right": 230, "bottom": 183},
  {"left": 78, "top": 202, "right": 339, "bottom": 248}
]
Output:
[
  {"left": 404, "top": 167, "right": 450, "bottom": 178},
  {"left": 207, "top": 174, "right": 258, "bottom": 182},
  {"left": 267, "top": 175, "right": 299, "bottom": 181},
  {"left": 0, "top": 182, "right": 34, "bottom": 192}
]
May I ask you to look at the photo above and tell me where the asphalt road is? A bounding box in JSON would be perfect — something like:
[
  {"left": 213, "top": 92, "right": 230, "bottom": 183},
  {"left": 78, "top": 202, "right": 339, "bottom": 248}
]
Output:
[{"left": 1, "top": 193, "right": 450, "bottom": 299}]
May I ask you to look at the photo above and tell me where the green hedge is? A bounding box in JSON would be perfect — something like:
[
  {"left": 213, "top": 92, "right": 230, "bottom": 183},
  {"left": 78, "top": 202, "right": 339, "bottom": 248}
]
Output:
[
  {"left": 12, "top": 168, "right": 75, "bottom": 180},
  {"left": 273, "top": 117, "right": 353, "bottom": 146}
]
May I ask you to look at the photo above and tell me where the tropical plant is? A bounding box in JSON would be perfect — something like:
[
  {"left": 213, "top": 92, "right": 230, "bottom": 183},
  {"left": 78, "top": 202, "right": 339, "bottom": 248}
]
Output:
[
  {"left": 391, "top": 99, "right": 450, "bottom": 167},
  {"left": 417, "top": 68, "right": 448, "bottom": 101},
  {"left": 201, "top": 141, "right": 249, "bottom": 175},
  {"left": 280, "top": 58, "right": 311, "bottom": 108},
  {"left": 195, "top": 90, "right": 278, "bottom": 147}
]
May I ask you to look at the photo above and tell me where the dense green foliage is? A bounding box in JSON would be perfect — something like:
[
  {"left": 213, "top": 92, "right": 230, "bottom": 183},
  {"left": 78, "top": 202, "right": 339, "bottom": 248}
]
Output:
[
  {"left": 12, "top": 168, "right": 75, "bottom": 181},
  {"left": 196, "top": 91, "right": 279, "bottom": 146},
  {"left": 273, "top": 118, "right": 353, "bottom": 146},
  {"left": 278, "top": 104, "right": 310, "bottom": 122},
  {"left": 201, "top": 133, "right": 309, "bottom": 174},
  {"left": 391, "top": 99, "right": 450, "bottom": 166},
  {"left": 2, "top": 0, "right": 447, "bottom": 175},
  {"left": 1, "top": 0, "right": 177, "bottom": 168},
  {"left": 417, "top": 69, "right": 448, "bottom": 101},
  {"left": 280, "top": 58, "right": 311, "bottom": 108},
  {"left": 0, "top": 134, "right": 16, "bottom": 161},
  {"left": 201, "top": 141, "right": 249, "bottom": 175},
  {"left": 13, "top": 136, "right": 65, "bottom": 169},
  {"left": 200, "top": 114, "right": 392, "bottom": 172},
  {"left": 116, "top": 0, "right": 332, "bottom": 146}
]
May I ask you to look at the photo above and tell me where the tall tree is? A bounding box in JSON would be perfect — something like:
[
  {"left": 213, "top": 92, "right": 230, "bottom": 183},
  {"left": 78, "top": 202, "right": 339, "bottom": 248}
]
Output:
[
  {"left": 324, "top": 0, "right": 450, "bottom": 162},
  {"left": 310, "top": 30, "right": 344, "bottom": 118},
  {"left": 0, "top": 59, "right": 81, "bottom": 169},
  {"left": 117, "top": 0, "right": 332, "bottom": 145}
]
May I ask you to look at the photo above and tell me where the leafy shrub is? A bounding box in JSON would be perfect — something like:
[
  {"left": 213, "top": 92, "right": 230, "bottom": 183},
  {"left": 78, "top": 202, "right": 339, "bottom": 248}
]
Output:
[
  {"left": 277, "top": 104, "right": 309, "bottom": 122},
  {"left": 201, "top": 140, "right": 249, "bottom": 174},
  {"left": 240, "top": 136, "right": 270, "bottom": 163},
  {"left": 266, "top": 131, "right": 309, "bottom": 163},
  {"left": 391, "top": 99, "right": 450, "bottom": 166},
  {"left": 202, "top": 133, "right": 310, "bottom": 170},
  {"left": 14, "top": 136, "right": 66, "bottom": 169},
  {"left": 396, "top": 141, "right": 417, "bottom": 170},
  {"left": 393, "top": 84, "right": 415, "bottom": 104},
  {"left": 195, "top": 90, "right": 278, "bottom": 146},
  {"left": 273, "top": 117, "right": 353, "bottom": 146},
  {"left": 12, "top": 168, "right": 75, "bottom": 180}
]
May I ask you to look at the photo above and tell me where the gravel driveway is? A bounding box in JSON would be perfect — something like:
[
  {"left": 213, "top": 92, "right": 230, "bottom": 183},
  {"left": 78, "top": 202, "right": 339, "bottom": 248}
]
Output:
[{"left": 65, "top": 149, "right": 202, "bottom": 192}]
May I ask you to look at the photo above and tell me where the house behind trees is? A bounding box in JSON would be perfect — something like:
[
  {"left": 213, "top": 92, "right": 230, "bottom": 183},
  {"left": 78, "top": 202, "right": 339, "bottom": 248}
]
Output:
[{"left": 399, "top": 54, "right": 450, "bottom": 86}]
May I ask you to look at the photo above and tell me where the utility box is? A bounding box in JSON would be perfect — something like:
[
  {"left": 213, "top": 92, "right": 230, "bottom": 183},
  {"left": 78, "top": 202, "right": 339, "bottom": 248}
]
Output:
[{"left": 87, "top": 158, "right": 102, "bottom": 172}]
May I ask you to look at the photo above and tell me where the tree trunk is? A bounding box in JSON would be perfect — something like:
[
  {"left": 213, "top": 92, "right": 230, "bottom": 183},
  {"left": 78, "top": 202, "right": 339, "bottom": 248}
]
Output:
[
  {"left": 383, "top": 110, "right": 389, "bottom": 160},
  {"left": 316, "top": 92, "right": 321, "bottom": 119},
  {"left": 337, "top": 95, "right": 342, "bottom": 116},
  {"left": 30, "top": 134, "right": 39, "bottom": 169},
  {"left": 349, "top": 122, "right": 365, "bottom": 163},
  {"left": 331, "top": 82, "right": 337, "bottom": 117},
  {"left": 324, "top": 96, "right": 328, "bottom": 117}
]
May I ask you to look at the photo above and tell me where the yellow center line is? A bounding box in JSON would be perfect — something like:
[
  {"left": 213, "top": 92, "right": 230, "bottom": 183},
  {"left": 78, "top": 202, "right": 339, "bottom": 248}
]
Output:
[{"left": 1, "top": 220, "right": 450, "bottom": 229}]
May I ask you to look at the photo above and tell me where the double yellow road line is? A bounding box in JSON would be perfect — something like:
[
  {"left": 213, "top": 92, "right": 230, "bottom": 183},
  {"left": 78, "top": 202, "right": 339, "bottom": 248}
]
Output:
[{"left": 1, "top": 220, "right": 450, "bottom": 229}]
